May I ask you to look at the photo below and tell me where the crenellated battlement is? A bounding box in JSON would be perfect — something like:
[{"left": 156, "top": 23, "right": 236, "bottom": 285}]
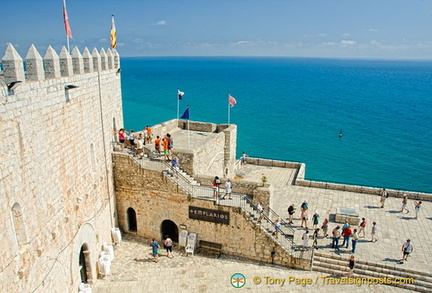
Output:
[{"left": 0, "top": 43, "right": 120, "bottom": 85}]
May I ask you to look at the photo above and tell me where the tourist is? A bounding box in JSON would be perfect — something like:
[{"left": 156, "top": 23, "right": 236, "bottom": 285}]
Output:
[
  {"left": 401, "top": 239, "right": 413, "bottom": 262},
  {"left": 129, "top": 129, "right": 135, "bottom": 148},
  {"left": 287, "top": 204, "right": 296, "bottom": 224},
  {"left": 142, "top": 127, "right": 148, "bottom": 145},
  {"left": 222, "top": 179, "right": 232, "bottom": 200},
  {"left": 348, "top": 255, "right": 356, "bottom": 277},
  {"left": 164, "top": 235, "right": 174, "bottom": 258},
  {"left": 257, "top": 202, "right": 264, "bottom": 224},
  {"left": 171, "top": 156, "right": 179, "bottom": 169},
  {"left": 358, "top": 218, "right": 366, "bottom": 238},
  {"left": 212, "top": 176, "right": 221, "bottom": 199},
  {"left": 341, "top": 225, "right": 353, "bottom": 249},
  {"left": 241, "top": 151, "right": 248, "bottom": 165},
  {"left": 154, "top": 136, "right": 161, "bottom": 156},
  {"left": 301, "top": 200, "right": 308, "bottom": 211},
  {"left": 379, "top": 188, "right": 389, "bottom": 208},
  {"left": 312, "top": 228, "right": 320, "bottom": 249},
  {"left": 302, "top": 230, "right": 310, "bottom": 248},
  {"left": 117, "top": 128, "right": 127, "bottom": 149},
  {"left": 274, "top": 218, "right": 281, "bottom": 236},
  {"left": 351, "top": 229, "right": 359, "bottom": 253},
  {"left": 145, "top": 125, "right": 153, "bottom": 144},
  {"left": 167, "top": 133, "right": 173, "bottom": 156},
  {"left": 331, "top": 226, "right": 341, "bottom": 250},
  {"left": 401, "top": 194, "right": 409, "bottom": 213},
  {"left": 162, "top": 138, "right": 169, "bottom": 160},
  {"left": 150, "top": 238, "right": 160, "bottom": 262},
  {"left": 312, "top": 211, "right": 320, "bottom": 229},
  {"left": 321, "top": 218, "right": 329, "bottom": 237},
  {"left": 300, "top": 209, "right": 308, "bottom": 229},
  {"left": 371, "top": 222, "right": 378, "bottom": 242},
  {"left": 136, "top": 133, "right": 144, "bottom": 158},
  {"left": 414, "top": 200, "right": 422, "bottom": 219}
]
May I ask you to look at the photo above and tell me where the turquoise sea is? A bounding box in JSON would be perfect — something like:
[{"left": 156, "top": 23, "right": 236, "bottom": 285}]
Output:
[{"left": 120, "top": 57, "right": 432, "bottom": 193}]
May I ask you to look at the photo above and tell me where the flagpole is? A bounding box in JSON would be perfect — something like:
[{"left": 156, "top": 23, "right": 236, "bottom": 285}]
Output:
[
  {"left": 177, "top": 90, "right": 180, "bottom": 120},
  {"left": 66, "top": 36, "right": 70, "bottom": 53},
  {"left": 187, "top": 118, "right": 190, "bottom": 149},
  {"left": 227, "top": 93, "right": 231, "bottom": 124}
]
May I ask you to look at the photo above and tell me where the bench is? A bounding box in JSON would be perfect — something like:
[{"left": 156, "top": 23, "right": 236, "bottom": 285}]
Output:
[{"left": 199, "top": 240, "right": 222, "bottom": 258}]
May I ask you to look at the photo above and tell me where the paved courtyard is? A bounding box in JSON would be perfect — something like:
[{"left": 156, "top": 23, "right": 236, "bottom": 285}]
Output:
[{"left": 92, "top": 163, "right": 429, "bottom": 292}]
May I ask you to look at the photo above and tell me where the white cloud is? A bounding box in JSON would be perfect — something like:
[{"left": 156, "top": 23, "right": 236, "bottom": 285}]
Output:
[
  {"left": 322, "top": 40, "right": 357, "bottom": 47},
  {"left": 368, "top": 28, "right": 378, "bottom": 32},
  {"left": 318, "top": 33, "right": 327, "bottom": 37},
  {"left": 154, "top": 20, "right": 167, "bottom": 26}
]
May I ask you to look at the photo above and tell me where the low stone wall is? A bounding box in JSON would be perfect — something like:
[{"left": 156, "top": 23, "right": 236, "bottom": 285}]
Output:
[{"left": 247, "top": 157, "right": 432, "bottom": 201}]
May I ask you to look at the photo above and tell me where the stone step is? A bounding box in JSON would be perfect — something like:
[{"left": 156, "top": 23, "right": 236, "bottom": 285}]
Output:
[
  {"left": 312, "top": 266, "right": 428, "bottom": 292},
  {"left": 314, "top": 252, "right": 432, "bottom": 279},
  {"left": 313, "top": 258, "right": 432, "bottom": 290}
]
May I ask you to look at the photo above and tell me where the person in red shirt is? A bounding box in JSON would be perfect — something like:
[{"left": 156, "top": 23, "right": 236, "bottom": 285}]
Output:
[{"left": 341, "top": 225, "right": 353, "bottom": 249}]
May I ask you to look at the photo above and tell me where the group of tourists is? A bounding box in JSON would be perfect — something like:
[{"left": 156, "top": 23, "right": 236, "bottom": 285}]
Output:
[{"left": 212, "top": 176, "right": 233, "bottom": 200}]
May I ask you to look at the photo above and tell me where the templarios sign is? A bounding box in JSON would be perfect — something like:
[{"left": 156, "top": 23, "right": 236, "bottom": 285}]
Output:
[{"left": 188, "top": 206, "right": 230, "bottom": 225}]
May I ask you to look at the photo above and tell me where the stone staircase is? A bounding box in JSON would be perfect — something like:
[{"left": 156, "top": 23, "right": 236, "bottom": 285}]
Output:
[{"left": 313, "top": 252, "right": 432, "bottom": 292}]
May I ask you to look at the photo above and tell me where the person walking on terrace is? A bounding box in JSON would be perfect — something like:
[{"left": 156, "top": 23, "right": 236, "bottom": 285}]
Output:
[
  {"left": 401, "top": 239, "right": 413, "bottom": 263},
  {"left": 358, "top": 218, "right": 366, "bottom": 238},
  {"left": 401, "top": 194, "right": 410, "bottom": 213},
  {"left": 331, "top": 226, "right": 341, "bottom": 250},
  {"left": 312, "top": 211, "right": 320, "bottom": 229},
  {"left": 414, "top": 200, "right": 422, "bottom": 219},
  {"left": 287, "top": 204, "right": 296, "bottom": 225},
  {"left": 351, "top": 229, "right": 359, "bottom": 253},
  {"left": 341, "top": 225, "right": 353, "bottom": 249},
  {"left": 321, "top": 218, "right": 329, "bottom": 237},
  {"left": 117, "top": 128, "right": 127, "bottom": 149},
  {"left": 241, "top": 151, "right": 248, "bottom": 165},
  {"left": 164, "top": 235, "right": 174, "bottom": 258},
  {"left": 371, "top": 222, "right": 378, "bottom": 242},
  {"left": 300, "top": 209, "right": 308, "bottom": 229},
  {"left": 222, "top": 179, "right": 232, "bottom": 200},
  {"left": 150, "top": 238, "right": 160, "bottom": 262},
  {"left": 379, "top": 188, "right": 389, "bottom": 208},
  {"left": 212, "top": 176, "right": 221, "bottom": 199}
]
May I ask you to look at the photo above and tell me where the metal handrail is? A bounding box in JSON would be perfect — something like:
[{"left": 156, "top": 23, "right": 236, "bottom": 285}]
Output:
[{"left": 268, "top": 206, "right": 295, "bottom": 235}]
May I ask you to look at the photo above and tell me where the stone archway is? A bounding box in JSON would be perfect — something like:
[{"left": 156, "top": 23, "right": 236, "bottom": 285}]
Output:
[
  {"left": 160, "top": 219, "right": 178, "bottom": 242},
  {"left": 127, "top": 207, "right": 137, "bottom": 232}
]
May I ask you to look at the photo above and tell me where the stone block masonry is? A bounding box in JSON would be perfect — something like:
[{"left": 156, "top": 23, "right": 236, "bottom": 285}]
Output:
[
  {"left": 113, "top": 154, "right": 311, "bottom": 271},
  {"left": 1, "top": 44, "right": 122, "bottom": 292}
]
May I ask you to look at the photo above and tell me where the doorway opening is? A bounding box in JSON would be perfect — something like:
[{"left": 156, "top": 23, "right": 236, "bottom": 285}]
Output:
[
  {"left": 127, "top": 207, "right": 137, "bottom": 232},
  {"left": 161, "top": 220, "right": 178, "bottom": 242}
]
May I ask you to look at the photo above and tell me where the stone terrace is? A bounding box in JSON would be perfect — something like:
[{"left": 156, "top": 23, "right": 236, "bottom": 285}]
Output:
[{"left": 239, "top": 163, "right": 432, "bottom": 274}]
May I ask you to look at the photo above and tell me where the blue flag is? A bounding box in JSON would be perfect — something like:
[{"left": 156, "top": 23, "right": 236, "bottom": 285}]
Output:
[{"left": 180, "top": 107, "right": 189, "bottom": 119}]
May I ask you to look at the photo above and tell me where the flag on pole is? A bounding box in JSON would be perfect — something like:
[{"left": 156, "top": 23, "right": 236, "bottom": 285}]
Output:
[
  {"left": 180, "top": 107, "right": 190, "bottom": 119},
  {"left": 63, "top": 0, "right": 73, "bottom": 39},
  {"left": 110, "top": 15, "right": 117, "bottom": 48},
  {"left": 178, "top": 89, "right": 185, "bottom": 100},
  {"left": 228, "top": 94, "right": 237, "bottom": 107}
]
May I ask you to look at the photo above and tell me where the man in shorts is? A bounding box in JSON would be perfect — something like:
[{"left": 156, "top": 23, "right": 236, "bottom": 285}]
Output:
[{"left": 401, "top": 239, "right": 413, "bottom": 262}]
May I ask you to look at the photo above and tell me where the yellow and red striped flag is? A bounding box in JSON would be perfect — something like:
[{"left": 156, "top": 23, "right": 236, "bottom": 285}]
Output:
[
  {"left": 63, "top": 0, "right": 73, "bottom": 39},
  {"left": 110, "top": 15, "right": 117, "bottom": 48}
]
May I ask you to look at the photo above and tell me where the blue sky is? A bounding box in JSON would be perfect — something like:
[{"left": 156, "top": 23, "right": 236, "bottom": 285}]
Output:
[{"left": 1, "top": 0, "right": 432, "bottom": 59}]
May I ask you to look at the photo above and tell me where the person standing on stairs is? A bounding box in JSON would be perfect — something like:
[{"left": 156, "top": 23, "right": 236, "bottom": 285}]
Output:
[{"left": 257, "top": 202, "right": 264, "bottom": 224}]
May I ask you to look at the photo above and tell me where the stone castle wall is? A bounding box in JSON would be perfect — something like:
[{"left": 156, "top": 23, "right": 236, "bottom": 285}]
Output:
[
  {"left": 113, "top": 154, "right": 311, "bottom": 270},
  {"left": 0, "top": 44, "right": 123, "bottom": 292}
]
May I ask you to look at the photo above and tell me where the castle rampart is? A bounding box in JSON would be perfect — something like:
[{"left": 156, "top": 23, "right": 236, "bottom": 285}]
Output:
[{"left": 1, "top": 44, "right": 122, "bottom": 292}]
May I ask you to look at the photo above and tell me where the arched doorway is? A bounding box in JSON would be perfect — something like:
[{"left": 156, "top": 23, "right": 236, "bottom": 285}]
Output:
[
  {"left": 127, "top": 207, "right": 137, "bottom": 232},
  {"left": 79, "top": 244, "right": 91, "bottom": 283},
  {"left": 161, "top": 220, "right": 178, "bottom": 242}
]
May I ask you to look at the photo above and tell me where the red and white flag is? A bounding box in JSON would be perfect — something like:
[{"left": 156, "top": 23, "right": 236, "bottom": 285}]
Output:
[
  {"left": 63, "top": 0, "right": 73, "bottom": 39},
  {"left": 228, "top": 94, "right": 237, "bottom": 107}
]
